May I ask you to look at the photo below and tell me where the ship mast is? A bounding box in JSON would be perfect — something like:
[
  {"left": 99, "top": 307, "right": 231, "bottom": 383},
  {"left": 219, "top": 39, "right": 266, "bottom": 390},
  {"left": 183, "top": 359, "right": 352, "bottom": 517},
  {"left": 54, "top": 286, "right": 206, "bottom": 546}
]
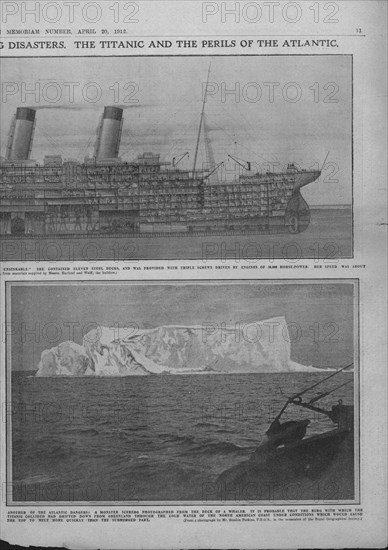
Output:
[
  {"left": 204, "top": 114, "right": 219, "bottom": 183},
  {"left": 193, "top": 63, "right": 211, "bottom": 174}
]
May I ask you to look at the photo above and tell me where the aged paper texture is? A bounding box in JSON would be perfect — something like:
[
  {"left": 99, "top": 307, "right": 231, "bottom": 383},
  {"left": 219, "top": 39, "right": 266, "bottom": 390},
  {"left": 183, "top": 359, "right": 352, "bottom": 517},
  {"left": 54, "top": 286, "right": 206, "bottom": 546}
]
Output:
[{"left": 0, "top": 1, "right": 387, "bottom": 548}]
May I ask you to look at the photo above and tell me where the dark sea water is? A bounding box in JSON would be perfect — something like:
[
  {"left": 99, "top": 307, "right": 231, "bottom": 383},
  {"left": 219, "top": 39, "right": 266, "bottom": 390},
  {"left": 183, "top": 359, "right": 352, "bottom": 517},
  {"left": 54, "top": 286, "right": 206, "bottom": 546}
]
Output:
[{"left": 11, "top": 371, "right": 354, "bottom": 502}]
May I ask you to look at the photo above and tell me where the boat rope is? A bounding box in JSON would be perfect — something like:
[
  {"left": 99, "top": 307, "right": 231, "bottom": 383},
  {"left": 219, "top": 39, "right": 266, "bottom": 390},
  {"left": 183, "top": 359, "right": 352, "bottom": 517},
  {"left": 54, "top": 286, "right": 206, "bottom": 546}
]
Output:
[
  {"left": 78, "top": 133, "right": 95, "bottom": 162},
  {"left": 289, "top": 363, "right": 353, "bottom": 401},
  {"left": 210, "top": 108, "right": 271, "bottom": 164},
  {"left": 35, "top": 125, "right": 64, "bottom": 158},
  {"left": 307, "top": 379, "right": 353, "bottom": 404},
  {"left": 271, "top": 364, "right": 353, "bottom": 423}
]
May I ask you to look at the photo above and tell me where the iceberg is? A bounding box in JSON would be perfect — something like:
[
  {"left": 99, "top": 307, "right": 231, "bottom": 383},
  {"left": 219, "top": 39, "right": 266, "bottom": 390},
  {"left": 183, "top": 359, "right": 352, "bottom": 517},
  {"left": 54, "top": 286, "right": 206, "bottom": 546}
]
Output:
[
  {"left": 35, "top": 317, "right": 320, "bottom": 376},
  {"left": 36, "top": 341, "right": 94, "bottom": 377}
]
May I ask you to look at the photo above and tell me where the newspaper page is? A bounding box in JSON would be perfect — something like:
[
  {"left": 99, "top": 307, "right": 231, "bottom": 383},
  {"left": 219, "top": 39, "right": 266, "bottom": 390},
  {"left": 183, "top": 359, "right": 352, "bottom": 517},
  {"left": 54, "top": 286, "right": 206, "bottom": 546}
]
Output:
[{"left": 0, "top": 1, "right": 387, "bottom": 548}]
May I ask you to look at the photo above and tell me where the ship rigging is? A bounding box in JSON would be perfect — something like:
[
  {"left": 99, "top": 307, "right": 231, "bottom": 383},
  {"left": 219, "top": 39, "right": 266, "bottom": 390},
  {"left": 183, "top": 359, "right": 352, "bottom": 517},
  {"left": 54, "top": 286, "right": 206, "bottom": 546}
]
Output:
[
  {"left": 0, "top": 68, "right": 322, "bottom": 237},
  {"left": 216, "top": 364, "right": 355, "bottom": 501}
]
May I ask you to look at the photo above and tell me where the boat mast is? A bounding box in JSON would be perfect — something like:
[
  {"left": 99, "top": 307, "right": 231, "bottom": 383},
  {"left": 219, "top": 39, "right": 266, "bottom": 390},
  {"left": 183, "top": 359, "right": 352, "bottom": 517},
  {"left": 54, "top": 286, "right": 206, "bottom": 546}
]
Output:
[
  {"left": 193, "top": 63, "right": 211, "bottom": 174},
  {"left": 204, "top": 114, "right": 219, "bottom": 183}
]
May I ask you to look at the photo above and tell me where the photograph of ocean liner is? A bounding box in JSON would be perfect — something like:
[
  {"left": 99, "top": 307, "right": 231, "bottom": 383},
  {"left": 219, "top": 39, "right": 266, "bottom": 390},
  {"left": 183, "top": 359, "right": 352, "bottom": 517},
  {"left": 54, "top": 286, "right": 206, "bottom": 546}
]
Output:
[
  {"left": 0, "top": 56, "right": 352, "bottom": 260},
  {"left": 9, "top": 281, "right": 358, "bottom": 503}
]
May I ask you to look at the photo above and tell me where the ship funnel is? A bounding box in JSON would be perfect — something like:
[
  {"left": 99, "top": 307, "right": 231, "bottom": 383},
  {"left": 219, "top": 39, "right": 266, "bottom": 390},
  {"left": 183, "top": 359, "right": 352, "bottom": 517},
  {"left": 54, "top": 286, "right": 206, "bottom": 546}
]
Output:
[
  {"left": 95, "top": 106, "right": 123, "bottom": 160},
  {"left": 7, "top": 107, "right": 36, "bottom": 161}
]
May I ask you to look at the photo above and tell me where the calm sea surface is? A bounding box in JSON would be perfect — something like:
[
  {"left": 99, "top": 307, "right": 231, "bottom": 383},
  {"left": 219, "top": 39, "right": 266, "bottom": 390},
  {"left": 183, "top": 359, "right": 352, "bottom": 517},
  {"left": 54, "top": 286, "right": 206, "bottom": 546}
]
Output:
[{"left": 11, "top": 371, "right": 354, "bottom": 502}]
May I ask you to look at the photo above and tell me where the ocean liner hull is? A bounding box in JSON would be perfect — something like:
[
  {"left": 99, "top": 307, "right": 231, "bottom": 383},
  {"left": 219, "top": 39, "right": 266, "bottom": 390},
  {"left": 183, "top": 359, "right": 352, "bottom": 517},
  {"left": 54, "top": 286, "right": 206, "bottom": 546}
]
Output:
[
  {"left": 0, "top": 106, "right": 321, "bottom": 237},
  {"left": 0, "top": 164, "right": 320, "bottom": 237}
]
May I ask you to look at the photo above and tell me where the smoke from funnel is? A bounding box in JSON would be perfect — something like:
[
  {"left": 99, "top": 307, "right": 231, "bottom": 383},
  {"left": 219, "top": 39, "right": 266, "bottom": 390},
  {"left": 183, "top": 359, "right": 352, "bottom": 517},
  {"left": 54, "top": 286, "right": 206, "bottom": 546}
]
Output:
[
  {"left": 8, "top": 107, "right": 36, "bottom": 161},
  {"left": 95, "top": 106, "right": 123, "bottom": 159}
]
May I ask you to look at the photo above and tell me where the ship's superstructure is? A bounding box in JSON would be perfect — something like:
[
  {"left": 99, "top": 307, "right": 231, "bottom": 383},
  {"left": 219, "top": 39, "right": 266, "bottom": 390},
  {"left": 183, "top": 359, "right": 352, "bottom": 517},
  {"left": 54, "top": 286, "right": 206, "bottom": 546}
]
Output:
[{"left": 0, "top": 102, "right": 321, "bottom": 236}]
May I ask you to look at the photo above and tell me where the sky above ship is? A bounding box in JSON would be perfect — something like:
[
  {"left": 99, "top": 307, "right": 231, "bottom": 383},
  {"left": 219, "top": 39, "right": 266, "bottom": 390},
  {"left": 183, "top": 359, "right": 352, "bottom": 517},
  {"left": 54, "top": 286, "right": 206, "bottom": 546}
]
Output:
[{"left": 0, "top": 56, "right": 352, "bottom": 205}]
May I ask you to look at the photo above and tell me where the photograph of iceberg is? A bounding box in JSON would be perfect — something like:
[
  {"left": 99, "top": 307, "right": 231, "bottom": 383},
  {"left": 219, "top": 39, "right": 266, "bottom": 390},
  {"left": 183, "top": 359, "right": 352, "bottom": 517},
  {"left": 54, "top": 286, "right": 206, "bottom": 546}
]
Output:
[
  {"left": 9, "top": 281, "right": 357, "bottom": 503},
  {"left": 35, "top": 317, "right": 320, "bottom": 378}
]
